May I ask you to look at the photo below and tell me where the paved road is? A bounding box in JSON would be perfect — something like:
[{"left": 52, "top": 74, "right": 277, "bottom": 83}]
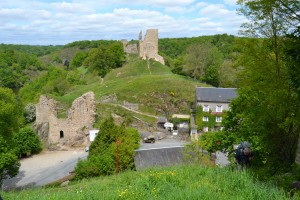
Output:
[
  {"left": 2, "top": 150, "right": 88, "bottom": 191},
  {"left": 139, "top": 138, "right": 187, "bottom": 150},
  {"left": 2, "top": 139, "right": 230, "bottom": 191}
]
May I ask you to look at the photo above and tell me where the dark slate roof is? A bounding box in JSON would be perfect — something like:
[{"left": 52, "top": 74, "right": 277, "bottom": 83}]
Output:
[{"left": 196, "top": 87, "right": 237, "bottom": 103}]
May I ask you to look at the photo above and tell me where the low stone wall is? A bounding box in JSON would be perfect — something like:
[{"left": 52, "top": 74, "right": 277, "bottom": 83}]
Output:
[{"left": 134, "top": 146, "right": 184, "bottom": 170}]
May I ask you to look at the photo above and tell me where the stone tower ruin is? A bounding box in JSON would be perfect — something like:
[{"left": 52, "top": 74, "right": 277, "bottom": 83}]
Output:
[
  {"left": 138, "top": 29, "right": 165, "bottom": 65},
  {"left": 35, "top": 92, "right": 96, "bottom": 149}
]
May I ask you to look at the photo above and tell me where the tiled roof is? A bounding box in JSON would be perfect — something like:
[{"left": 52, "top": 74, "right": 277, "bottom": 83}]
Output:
[{"left": 196, "top": 87, "right": 237, "bottom": 103}]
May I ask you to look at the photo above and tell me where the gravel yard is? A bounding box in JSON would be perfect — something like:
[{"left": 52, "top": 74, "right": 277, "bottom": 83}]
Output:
[{"left": 2, "top": 149, "right": 88, "bottom": 191}]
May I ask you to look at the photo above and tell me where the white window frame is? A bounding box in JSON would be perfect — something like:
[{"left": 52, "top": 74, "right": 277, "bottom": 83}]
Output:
[
  {"left": 203, "top": 127, "right": 209, "bottom": 132},
  {"left": 216, "top": 116, "right": 222, "bottom": 122},
  {"left": 202, "top": 116, "right": 209, "bottom": 122},
  {"left": 216, "top": 105, "right": 223, "bottom": 112},
  {"left": 203, "top": 105, "right": 209, "bottom": 112}
]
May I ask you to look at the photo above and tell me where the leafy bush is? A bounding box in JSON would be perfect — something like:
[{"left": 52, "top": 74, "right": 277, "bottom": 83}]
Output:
[
  {"left": 0, "top": 135, "right": 20, "bottom": 186},
  {"left": 24, "top": 103, "right": 36, "bottom": 123},
  {"left": 75, "top": 117, "right": 140, "bottom": 180},
  {"left": 13, "top": 127, "right": 42, "bottom": 158},
  {"left": 70, "top": 51, "right": 87, "bottom": 68},
  {"left": 0, "top": 87, "right": 22, "bottom": 185},
  {"left": 83, "top": 42, "right": 125, "bottom": 77}
]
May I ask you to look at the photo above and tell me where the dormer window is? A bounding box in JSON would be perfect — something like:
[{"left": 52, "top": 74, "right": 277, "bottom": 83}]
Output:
[
  {"left": 216, "top": 105, "right": 223, "bottom": 112},
  {"left": 203, "top": 105, "right": 209, "bottom": 112}
]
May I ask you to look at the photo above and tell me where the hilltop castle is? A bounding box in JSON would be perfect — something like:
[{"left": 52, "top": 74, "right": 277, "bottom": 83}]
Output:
[{"left": 122, "top": 29, "right": 165, "bottom": 65}]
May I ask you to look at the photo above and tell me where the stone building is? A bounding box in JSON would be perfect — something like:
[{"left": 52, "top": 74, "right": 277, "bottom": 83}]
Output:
[
  {"left": 194, "top": 87, "right": 237, "bottom": 134},
  {"left": 121, "top": 39, "right": 138, "bottom": 54},
  {"left": 138, "top": 29, "right": 165, "bottom": 65},
  {"left": 35, "top": 92, "right": 96, "bottom": 148}
]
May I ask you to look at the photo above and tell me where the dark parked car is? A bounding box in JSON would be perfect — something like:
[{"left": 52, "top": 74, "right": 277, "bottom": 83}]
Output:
[{"left": 143, "top": 136, "right": 155, "bottom": 143}]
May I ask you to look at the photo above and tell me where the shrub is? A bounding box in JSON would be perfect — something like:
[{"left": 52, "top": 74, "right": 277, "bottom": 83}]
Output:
[
  {"left": 75, "top": 118, "right": 140, "bottom": 179},
  {"left": 13, "top": 127, "right": 43, "bottom": 157},
  {"left": 24, "top": 103, "right": 36, "bottom": 123}
]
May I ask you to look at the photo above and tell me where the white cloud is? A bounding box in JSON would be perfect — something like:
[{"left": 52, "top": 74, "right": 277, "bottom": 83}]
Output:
[
  {"left": 196, "top": 2, "right": 208, "bottom": 8},
  {"left": 0, "top": 0, "right": 247, "bottom": 44},
  {"left": 51, "top": 2, "right": 93, "bottom": 13},
  {"left": 200, "top": 4, "right": 231, "bottom": 17},
  {"left": 224, "top": 0, "right": 237, "bottom": 6}
]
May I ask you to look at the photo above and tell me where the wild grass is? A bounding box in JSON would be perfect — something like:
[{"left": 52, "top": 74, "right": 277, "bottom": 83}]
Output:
[
  {"left": 2, "top": 164, "right": 297, "bottom": 200},
  {"left": 45, "top": 55, "right": 207, "bottom": 118}
]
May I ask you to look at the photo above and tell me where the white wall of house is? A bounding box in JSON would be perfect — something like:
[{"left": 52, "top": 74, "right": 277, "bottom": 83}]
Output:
[{"left": 197, "top": 102, "right": 230, "bottom": 112}]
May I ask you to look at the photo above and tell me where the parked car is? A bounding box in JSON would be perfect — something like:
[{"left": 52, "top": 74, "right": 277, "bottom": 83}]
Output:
[{"left": 143, "top": 136, "right": 155, "bottom": 143}]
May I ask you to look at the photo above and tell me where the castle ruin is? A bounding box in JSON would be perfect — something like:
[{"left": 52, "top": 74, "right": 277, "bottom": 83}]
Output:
[
  {"left": 138, "top": 29, "right": 165, "bottom": 65},
  {"left": 35, "top": 92, "right": 96, "bottom": 148},
  {"left": 121, "top": 29, "right": 165, "bottom": 65}
]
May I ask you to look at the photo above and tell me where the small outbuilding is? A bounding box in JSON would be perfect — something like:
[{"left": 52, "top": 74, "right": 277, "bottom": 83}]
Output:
[{"left": 89, "top": 129, "right": 99, "bottom": 142}]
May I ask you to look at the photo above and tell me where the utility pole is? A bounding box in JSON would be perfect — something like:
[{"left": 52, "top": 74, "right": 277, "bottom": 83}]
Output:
[{"left": 116, "top": 137, "right": 121, "bottom": 174}]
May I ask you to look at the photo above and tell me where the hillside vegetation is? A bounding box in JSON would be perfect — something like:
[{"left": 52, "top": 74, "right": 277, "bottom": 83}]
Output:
[
  {"left": 19, "top": 53, "right": 207, "bottom": 126},
  {"left": 2, "top": 165, "right": 296, "bottom": 200}
]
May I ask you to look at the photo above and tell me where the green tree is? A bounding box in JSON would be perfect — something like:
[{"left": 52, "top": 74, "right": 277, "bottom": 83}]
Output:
[
  {"left": 183, "top": 42, "right": 223, "bottom": 86},
  {"left": 222, "top": 0, "right": 300, "bottom": 173},
  {"left": 84, "top": 42, "right": 125, "bottom": 77},
  {"left": 75, "top": 117, "right": 140, "bottom": 179},
  {"left": 70, "top": 51, "right": 87, "bottom": 68},
  {"left": 218, "top": 60, "right": 239, "bottom": 88},
  {"left": 13, "top": 127, "right": 42, "bottom": 158},
  {"left": 0, "top": 87, "right": 22, "bottom": 185},
  {"left": 0, "top": 136, "right": 20, "bottom": 186}
]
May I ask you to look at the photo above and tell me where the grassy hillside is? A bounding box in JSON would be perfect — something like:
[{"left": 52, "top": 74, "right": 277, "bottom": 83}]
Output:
[
  {"left": 21, "top": 54, "right": 208, "bottom": 126},
  {"left": 2, "top": 165, "right": 295, "bottom": 200}
]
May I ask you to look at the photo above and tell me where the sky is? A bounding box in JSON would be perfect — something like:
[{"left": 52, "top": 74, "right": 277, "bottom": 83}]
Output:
[{"left": 0, "top": 0, "right": 247, "bottom": 45}]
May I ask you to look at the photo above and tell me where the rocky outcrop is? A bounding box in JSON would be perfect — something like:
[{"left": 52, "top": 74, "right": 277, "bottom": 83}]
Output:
[{"left": 34, "top": 92, "right": 96, "bottom": 149}]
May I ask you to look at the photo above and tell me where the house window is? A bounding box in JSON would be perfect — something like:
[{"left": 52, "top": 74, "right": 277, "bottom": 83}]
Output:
[
  {"left": 216, "top": 105, "right": 223, "bottom": 112},
  {"left": 216, "top": 116, "right": 222, "bottom": 122},
  {"left": 202, "top": 116, "right": 209, "bottom": 122},
  {"left": 203, "top": 105, "right": 209, "bottom": 112},
  {"left": 60, "top": 131, "right": 64, "bottom": 138},
  {"left": 203, "top": 127, "right": 209, "bottom": 132}
]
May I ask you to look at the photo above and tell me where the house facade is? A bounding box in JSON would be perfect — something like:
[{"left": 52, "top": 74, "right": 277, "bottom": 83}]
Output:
[{"left": 194, "top": 87, "right": 237, "bottom": 135}]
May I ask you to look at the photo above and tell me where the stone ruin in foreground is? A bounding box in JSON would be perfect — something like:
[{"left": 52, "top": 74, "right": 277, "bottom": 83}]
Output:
[
  {"left": 34, "top": 92, "right": 96, "bottom": 149},
  {"left": 122, "top": 29, "right": 165, "bottom": 65}
]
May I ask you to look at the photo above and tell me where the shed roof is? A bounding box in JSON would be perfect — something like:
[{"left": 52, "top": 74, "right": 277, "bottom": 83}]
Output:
[{"left": 196, "top": 87, "right": 237, "bottom": 103}]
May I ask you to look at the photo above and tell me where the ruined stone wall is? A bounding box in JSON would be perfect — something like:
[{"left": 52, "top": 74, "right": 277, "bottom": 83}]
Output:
[
  {"left": 138, "top": 29, "right": 165, "bottom": 65},
  {"left": 36, "top": 95, "right": 57, "bottom": 124},
  {"left": 121, "top": 39, "right": 138, "bottom": 54},
  {"left": 35, "top": 92, "right": 96, "bottom": 148}
]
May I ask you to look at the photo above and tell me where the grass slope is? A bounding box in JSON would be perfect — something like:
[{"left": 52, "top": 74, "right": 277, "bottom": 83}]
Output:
[
  {"left": 48, "top": 55, "right": 208, "bottom": 123},
  {"left": 2, "top": 165, "right": 295, "bottom": 200}
]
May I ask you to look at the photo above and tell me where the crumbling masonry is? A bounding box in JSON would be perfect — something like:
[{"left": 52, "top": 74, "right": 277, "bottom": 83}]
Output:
[
  {"left": 138, "top": 29, "right": 165, "bottom": 65},
  {"left": 35, "top": 92, "right": 96, "bottom": 148},
  {"left": 121, "top": 29, "right": 165, "bottom": 65}
]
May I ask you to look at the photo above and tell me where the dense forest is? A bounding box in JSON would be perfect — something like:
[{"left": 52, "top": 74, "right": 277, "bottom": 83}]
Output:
[{"left": 0, "top": 0, "right": 299, "bottom": 194}]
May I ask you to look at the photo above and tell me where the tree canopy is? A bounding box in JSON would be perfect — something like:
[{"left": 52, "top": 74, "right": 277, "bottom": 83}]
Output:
[
  {"left": 213, "top": 0, "right": 300, "bottom": 175},
  {"left": 75, "top": 117, "right": 140, "bottom": 179},
  {"left": 0, "top": 87, "right": 23, "bottom": 186}
]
